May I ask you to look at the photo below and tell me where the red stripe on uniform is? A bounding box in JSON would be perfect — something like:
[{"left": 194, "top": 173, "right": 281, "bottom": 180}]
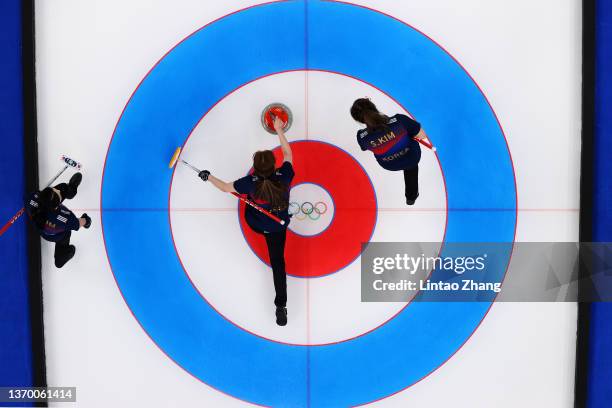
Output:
[{"left": 370, "top": 131, "right": 407, "bottom": 155}]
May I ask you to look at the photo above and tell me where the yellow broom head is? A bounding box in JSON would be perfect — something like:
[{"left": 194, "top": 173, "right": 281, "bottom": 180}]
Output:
[{"left": 168, "top": 147, "right": 182, "bottom": 169}]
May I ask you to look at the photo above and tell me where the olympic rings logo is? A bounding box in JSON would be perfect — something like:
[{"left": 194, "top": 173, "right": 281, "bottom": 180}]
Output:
[{"left": 288, "top": 201, "right": 328, "bottom": 221}]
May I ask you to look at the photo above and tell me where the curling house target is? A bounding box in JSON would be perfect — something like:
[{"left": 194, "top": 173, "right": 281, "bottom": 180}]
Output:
[{"left": 101, "top": 1, "right": 516, "bottom": 406}]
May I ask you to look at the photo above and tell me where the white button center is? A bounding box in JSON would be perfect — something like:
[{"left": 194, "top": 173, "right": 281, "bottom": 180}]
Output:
[{"left": 287, "top": 182, "right": 334, "bottom": 237}]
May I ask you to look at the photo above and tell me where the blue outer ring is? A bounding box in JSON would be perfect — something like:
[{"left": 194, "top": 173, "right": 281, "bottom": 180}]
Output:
[{"left": 101, "top": 1, "right": 516, "bottom": 406}]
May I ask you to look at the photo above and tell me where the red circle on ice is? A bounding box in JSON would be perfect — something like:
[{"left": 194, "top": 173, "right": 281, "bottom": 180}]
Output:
[{"left": 239, "top": 140, "right": 377, "bottom": 278}]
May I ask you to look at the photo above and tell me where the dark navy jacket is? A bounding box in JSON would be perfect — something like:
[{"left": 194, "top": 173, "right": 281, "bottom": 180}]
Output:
[
  {"left": 233, "top": 161, "right": 294, "bottom": 233},
  {"left": 357, "top": 114, "right": 422, "bottom": 171},
  {"left": 25, "top": 192, "right": 80, "bottom": 242}
]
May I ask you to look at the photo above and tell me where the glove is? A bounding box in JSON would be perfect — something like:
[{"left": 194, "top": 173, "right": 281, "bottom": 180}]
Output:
[
  {"left": 81, "top": 213, "right": 92, "bottom": 229},
  {"left": 198, "top": 170, "right": 211, "bottom": 181}
]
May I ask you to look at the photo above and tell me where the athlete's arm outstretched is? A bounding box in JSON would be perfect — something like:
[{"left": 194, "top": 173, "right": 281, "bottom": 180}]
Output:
[
  {"left": 273, "top": 116, "right": 292, "bottom": 164},
  {"left": 206, "top": 173, "right": 237, "bottom": 193},
  {"left": 201, "top": 116, "right": 290, "bottom": 192}
]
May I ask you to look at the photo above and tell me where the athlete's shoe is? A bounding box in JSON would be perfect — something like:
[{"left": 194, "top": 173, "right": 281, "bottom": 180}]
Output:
[
  {"left": 69, "top": 172, "right": 82, "bottom": 189},
  {"left": 406, "top": 193, "right": 419, "bottom": 206},
  {"left": 55, "top": 245, "right": 76, "bottom": 268},
  {"left": 276, "top": 307, "right": 287, "bottom": 326}
]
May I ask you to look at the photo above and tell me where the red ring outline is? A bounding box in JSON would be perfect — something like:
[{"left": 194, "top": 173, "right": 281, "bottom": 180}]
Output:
[{"left": 239, "top": 140, "right": 377, "bottom": 278}]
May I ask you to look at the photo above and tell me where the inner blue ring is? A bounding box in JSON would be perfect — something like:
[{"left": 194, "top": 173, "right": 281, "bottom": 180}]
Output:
[{"left": 101, "top": 1, "right": 517, "bottom": 407}]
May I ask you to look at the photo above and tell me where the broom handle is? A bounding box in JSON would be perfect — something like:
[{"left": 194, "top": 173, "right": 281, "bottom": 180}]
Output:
[
  {"left": 181, "top": 160, "right": 286, "bottom": 226},
  {"left": 230, "top": 192, "right": 285, "bottom": 225},
  {"left": 44, "top": 165, "right": 70, "bottom": 188},
  {"left": 414, "top": 137, "right": 435, "bottom": 150}
]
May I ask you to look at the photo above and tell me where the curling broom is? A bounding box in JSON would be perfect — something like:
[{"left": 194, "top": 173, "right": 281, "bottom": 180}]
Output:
[
  {"left": 169, "top": 147, "right": 286, "bottom": 226},
  {"left": 0, "top": 155, "right": 83, "bottom": 237}
]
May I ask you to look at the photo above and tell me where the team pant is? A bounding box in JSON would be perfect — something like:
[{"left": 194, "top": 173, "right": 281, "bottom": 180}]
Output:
[
  {"left": 257, "top": 229, "right": 288, "bottom": 308},
  {"left": 52, "top": 180, "right": 79, "bottom": 268},
  {"left": 54, "top": 231, "right": 74, "bottom": 268},
  {"left": 403, "top": 165, "right": 419, "bottom": 201},
  {"left": 54, "top": 182, "right": 78, "bottom": 202}
]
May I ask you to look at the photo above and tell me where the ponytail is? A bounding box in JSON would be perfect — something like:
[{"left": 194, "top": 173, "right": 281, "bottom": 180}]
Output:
[
  {"left": 254, "top": 178, "right": 288, "bottom": 212},
  {"left": 350, "top": 98, "right": 389, "bottom": 130},
  {"left": 252, "top": 150, "right": 289, "bottom": 212}
]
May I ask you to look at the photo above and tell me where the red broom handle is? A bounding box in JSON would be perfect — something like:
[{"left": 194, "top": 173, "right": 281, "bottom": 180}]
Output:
[
  {"left": 414, "top": 137, "right": 436, "bottom": 151},
  {"left": 231, "top": 192, "right": 286, "bottom": 225},
  {"left": 0, "top": 208, "right": 26, "bottom": 237}
]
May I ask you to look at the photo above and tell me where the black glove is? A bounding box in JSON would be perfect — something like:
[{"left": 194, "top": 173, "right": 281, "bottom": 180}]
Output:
[
  {"left": 198, "top": 170, "right": 211, "bottom": 181},
  {"left": 81, "top": 213, "right": 92, "bottom": 229}
]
